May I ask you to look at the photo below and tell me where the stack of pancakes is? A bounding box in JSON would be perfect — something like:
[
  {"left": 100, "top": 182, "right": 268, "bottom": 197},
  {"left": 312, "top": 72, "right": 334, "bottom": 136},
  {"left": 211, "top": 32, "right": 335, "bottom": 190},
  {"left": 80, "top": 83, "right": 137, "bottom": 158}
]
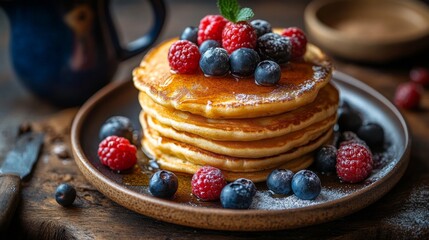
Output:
[{"left": 133, "top": 38, "right": 338, "bottom": 182}]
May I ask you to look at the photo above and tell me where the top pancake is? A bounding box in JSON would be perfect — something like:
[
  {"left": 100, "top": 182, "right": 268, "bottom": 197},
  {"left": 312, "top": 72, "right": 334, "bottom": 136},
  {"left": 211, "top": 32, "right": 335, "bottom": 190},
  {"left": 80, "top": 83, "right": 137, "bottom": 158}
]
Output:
[{"left": 133, "top": 38, "right": 333, "bottom": 119}]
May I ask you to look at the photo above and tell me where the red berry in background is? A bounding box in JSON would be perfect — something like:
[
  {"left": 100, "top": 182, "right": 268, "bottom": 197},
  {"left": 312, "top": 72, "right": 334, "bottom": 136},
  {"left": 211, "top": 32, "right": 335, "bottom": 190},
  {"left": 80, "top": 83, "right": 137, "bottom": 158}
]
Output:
[
  {"left": 198, "top": 15, "right": 228, "bottom": 45},
  {"left": 394, "top": 82, "right": 422, "bottom": 110},
  {"left": 168, "top": 40, "right": 201, "bottom": 74},
  {"left": 410, "top": 67, "right": 429, "bottom": 87},
  {"left": 281, "top": 27, "right": 307, "bottom": 59},
  {"left": 98, "top": 136, "right": 137, "bottom": 171},
  {"left": 336, "top": 143, "right": 373, "bottom": 183},
  {"left": 222, "top": 21, "right": 257, "bottom": 54},
  {"left": 191, "top": 166, "right": 227, "bottom": 201}
]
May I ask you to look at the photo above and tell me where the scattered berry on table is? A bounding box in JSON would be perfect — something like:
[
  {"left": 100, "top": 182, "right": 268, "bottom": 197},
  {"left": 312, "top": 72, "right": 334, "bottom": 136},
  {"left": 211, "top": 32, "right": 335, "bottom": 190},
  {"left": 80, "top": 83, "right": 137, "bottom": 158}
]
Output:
[
  {"left": 291, "top": 170, "right": 321, "bottom": 200},
  {"left": 199, "top": 40, "right": 221, "bottom": 55},
  {"left": 199, "top": 47, "right": 230, "bottom": 76},
  {"left": 168, "top": 40, "right": 201, "bottom": 74},
  {"left": 357, "top": 123, "right": 385, "bottom": 150},
  {"left": 149, "top": 170, "right": 178, "bottom": 199},
  {"left": 410, "top": 67, "right": 429, "bottom": 87},
  {"left": 336, "top": 142, "right": 373, "bottom": 183},
  {"left": 180, "top": 26, "right": 199, "bottom": 44},
  {"left": 266, "top": 169, "right": 294, "bottom": 195},
  {"left": 254, "top": 60, "right": 281, "bottom": 86},
  {"left": 314, "top": 145, "right": 337, "bottom": 173},
  {"left": 55, "top": 183, "right": 76, "bottom": 207},
  {"left": 98, "top": 136, "right": 137, "bottom": 171},
  {"left": 197, "top": 15, "right": 228, "bottom": 45},
  {"left": 99, "top": 116, "right": 135, "bottom": 143},
  {"left": 222, "top": 21, "right": 257, "bottom": 54},
  {"left": 394, "top": 82, "right": 422, "bottom": 110},
  {"left": 256, "top": 33, "right": 292, "bottom": 64},
  {"left": 220, "top": 182, "right": 253, "bottom": 209},
  {"left": 281, "top": 27, "right": 307, "bottom": 59},
  {"left": 250, "top": 19, "right": 272, "bottom": 37},
  {"left": 337, "top": 109, "right": 363, "bottom": 132},
  {"left": 191, "top": 166, "right": 227, "bottom": 201},
  {"left": 233, "top": 178, "right": 257, "bottom": 197},
  {"left": 230, "top": 48, "right": 260, "bottom": 77}
]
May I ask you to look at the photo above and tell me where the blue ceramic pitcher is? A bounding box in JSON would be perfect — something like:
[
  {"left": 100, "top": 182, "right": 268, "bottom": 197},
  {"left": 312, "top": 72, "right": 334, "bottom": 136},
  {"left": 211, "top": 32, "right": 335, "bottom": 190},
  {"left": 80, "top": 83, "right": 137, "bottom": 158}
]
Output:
[{"left": 1, "top": 0, "right": 166, "bottom": 106}]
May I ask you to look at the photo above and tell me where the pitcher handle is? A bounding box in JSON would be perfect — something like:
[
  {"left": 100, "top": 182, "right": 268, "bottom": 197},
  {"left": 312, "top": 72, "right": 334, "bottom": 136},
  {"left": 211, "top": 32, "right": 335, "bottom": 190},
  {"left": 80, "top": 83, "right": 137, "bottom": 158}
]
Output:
[{"left": 106, "top": 0, "right": 167, "bottom": 61}]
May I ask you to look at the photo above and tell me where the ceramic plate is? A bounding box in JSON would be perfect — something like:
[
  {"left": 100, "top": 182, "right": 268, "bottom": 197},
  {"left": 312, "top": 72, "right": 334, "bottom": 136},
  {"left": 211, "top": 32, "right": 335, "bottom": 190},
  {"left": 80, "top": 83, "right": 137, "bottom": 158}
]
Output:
[{"left": 71, "top": 71, "right": 410, "bottom": 231}]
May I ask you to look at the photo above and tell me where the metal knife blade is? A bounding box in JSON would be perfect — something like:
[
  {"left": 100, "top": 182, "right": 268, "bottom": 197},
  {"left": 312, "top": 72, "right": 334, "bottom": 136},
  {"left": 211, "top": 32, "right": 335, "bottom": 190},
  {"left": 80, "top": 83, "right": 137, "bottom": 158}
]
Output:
[
  {"left": 0, "top": 131, "right": 44, "bottom": 232},
  {"left": 0, "top": 132, "right": 44, "bottom": 178}
]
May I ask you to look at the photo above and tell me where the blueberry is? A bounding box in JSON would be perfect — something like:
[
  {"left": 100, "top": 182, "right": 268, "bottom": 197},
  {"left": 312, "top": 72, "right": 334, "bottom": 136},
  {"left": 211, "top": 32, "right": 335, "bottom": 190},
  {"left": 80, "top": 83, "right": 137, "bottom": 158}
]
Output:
[
  {"left": 266, "top": 169, "right": 294, "bottom": 195},
  {"left": 99, "top": 116, "right": 134, "bottom": 142},
  {"left": 199, "top": 40, "right": 221, "bottom": 55},
  {"left": 55, "top": 183, "right": 76, "bottom": 207},
  {"left": 357, "top": 123, "right": 384, "bottom": 149},
  {"left": 180, "top": 26, "right": 198, "bottom": 44},
  {"left": 250, "top": 19, "right": 272, "bottom": 37},
  {"left": 291, "top": 170, "right": 321, "bottom": 200},
  {"left": 233, "top": 178, "right": 257, "bottom": 197},
  {"left": 149, "top": 170, "right": 178, "bottom": 199},
  {"left": 200, "top": 47, "right": 230, "bottom": 76},
  {"left": 337, "top": 109, "right": 363, "bottom": 132},
  {"left": 254, "top": 60, "right": 281, "bottom": 86},
  {"left": 314, "top": 145, "right": 337, "bottom": 173},
  {"left": 220, "top": 182, "right": 253, "bottom": 209},
  {"left": 256, "top": 33, "right": 291, "bottom": 64},
  {"left": 230, "top": 48, "right": 260, "bottom": 77}
]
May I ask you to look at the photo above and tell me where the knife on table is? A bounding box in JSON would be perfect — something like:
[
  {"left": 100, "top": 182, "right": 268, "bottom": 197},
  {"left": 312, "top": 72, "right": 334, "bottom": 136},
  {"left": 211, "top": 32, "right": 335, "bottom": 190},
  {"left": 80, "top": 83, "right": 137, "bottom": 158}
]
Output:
[{"left": 0, "top": 132, "right": 44, "bottom": 231}]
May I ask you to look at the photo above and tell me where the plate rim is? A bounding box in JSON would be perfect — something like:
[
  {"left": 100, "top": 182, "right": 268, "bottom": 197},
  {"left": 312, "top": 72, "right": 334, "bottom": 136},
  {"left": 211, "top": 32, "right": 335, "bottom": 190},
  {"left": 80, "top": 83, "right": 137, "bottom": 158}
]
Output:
[{"left": 71, "top": 71, "right": 410, "bottom": 231}]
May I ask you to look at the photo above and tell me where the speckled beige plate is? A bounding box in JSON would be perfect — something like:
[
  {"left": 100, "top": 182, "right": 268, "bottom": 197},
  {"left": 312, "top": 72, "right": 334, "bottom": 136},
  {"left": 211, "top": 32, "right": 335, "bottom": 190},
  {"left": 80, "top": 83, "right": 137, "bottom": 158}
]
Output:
[{"left": 71, "top": 71, "right": 410, "bottom": 231}]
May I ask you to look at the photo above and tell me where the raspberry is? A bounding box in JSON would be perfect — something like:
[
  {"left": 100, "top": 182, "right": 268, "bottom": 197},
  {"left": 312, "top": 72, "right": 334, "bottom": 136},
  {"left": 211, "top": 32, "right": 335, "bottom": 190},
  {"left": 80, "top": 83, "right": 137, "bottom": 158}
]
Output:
[
  {"left": 222, "top": 21, "right": 257, "bottom": 54},
  {"left": 336, "top": 143, "right": 373, "bottom": 183},
  {"left": 281, "top": 27, "right": 307, "bottom": 59},
  {"left": 168, "top": 40, "right": 201, "bottom": 74},
  {"left": 394, "top": 82, "right": 422, "bottom": 109},
  {"left": 197, "top": 15, "right": 228, "bottom": 45},
  {"left": 98, "top": 136, "right": 137, "bottom": 171},
  {"left": 410, "top": 67, "right": 429, "bottom": 87},
  {"left": 191, "top": 166, "right": 227, "bottom": 201}
]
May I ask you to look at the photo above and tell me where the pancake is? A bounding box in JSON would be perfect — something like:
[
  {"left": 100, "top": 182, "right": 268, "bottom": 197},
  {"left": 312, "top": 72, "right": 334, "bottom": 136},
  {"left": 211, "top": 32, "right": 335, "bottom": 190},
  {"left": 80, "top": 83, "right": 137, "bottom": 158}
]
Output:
[
  {"left": 133, "top": 38, "right": 333, "bottom": 119},
  {"left": 141, "top": 111, "right": 336, "bottom": 158},
  {"left": 142, "top": 120, "right": 333, "bottom": 172},
  {"left": 139, "top": 83, "right": 339, "bottom": 141}
]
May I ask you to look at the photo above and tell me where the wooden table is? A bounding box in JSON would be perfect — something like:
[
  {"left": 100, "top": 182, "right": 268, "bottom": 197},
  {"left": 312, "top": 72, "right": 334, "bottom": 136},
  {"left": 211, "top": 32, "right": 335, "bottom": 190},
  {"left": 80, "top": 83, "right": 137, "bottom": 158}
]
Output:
[{"left": 1, "top": 1, "right": 429, "bottom": 239}]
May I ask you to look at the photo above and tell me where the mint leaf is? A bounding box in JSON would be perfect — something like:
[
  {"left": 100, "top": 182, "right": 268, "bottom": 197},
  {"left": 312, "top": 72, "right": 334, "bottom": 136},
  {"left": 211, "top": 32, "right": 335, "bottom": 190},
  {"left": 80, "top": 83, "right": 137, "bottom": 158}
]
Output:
[
  {"left": 236, "top": 7, "right": 254, "bottom": 22},
  {"left": 218, "top": 0, "right": 240, "bottom": 22}
]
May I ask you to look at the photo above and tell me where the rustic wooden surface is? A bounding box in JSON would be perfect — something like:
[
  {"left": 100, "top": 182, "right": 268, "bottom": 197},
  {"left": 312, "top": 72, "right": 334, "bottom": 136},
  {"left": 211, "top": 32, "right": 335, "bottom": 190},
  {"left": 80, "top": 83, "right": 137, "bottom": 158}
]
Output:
[{"left": 1, "top": 0, "right": 429, "bottom": 239}]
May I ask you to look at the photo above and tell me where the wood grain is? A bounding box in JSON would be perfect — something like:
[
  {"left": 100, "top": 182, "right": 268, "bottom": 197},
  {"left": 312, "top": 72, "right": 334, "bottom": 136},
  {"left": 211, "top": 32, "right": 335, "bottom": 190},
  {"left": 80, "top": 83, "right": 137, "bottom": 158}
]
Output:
[{"left": 0, "top": 174, "right": 20, "bottom": 232}]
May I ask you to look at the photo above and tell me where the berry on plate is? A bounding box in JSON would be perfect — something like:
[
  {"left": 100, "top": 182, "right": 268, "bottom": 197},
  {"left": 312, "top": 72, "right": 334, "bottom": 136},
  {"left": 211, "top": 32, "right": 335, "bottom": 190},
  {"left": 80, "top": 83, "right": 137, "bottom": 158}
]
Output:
[
  {"left": 338, "top": 131, "right": 368, "bottom": 149},
  {"left": 357, "top": 123, "right": 385, "bottom": 149},
  {"left": 291, "top": 170, "right": 321, "bottom": 200},
  {"left": 281, "top": 27, "right": 307, "bottom": 59},
  {"left": 149, "top": 170, "right": 178, "bottom": 199},
  {"left": 55, "top": 183, "right": 76, "bottom": 207},
  {"left": 197, "top": 15, "right": 228, "bottom": 45},
  {"left": 98, "top": 136, "right": 137, "bottom": 171},
  {"left": 250, "top": 19, "right": 272, "bottom": 37},
  {"left": 337, "top": 108, "right": 363, "bottom": 132},
  {"left": 336, "top": 142, "right": 373, "bottom": 183},
  {"left": 256, "top": 33, "right": 291, "bottom": 64},
  {"left": 200, "top": 47, "right": 230, "bottom": 76},
  {"left": 191, "top": 166, "right": 227, "bottom": 201},
  {"left": 233, "top": 178, "right": 257, "bottom": 197},
  {"left": 180, "top": 26, "right": 198, "bottom": 44},
  {"left": 394, "top": 82, "right": 422, "bottom": 110},
  {"left": 266, "top": 169, "right": 294, "bottom": 195},
  {"left": 230, "top": 48, "right": 260, "bottom": 77},
  {"left": 99, "top": 116, "right": 134, "bottom": 143},
  {"left": 199, "top": 39, "right": 221, "bottom": 55},
  {"left": 254, "top": 60, "right": 281, "bottom": 86},
  {"left": 410, "top": 67, "right": 429, "bottom": 87},
  {"left": 314, "top": 145, "right": 337, "bottom": 173},
  {"left": 220, "top": 182, "right": 254, "bottom": 209},
  {"left": 168, "top": 40, "right": 201, "bottom": 74}
]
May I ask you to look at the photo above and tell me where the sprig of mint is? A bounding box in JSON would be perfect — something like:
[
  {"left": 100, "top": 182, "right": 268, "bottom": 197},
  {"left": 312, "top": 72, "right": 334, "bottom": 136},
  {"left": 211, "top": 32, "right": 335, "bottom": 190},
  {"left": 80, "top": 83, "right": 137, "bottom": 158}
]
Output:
[{"left": 217, "top": 0, "right": 254, "bottom": 23}]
